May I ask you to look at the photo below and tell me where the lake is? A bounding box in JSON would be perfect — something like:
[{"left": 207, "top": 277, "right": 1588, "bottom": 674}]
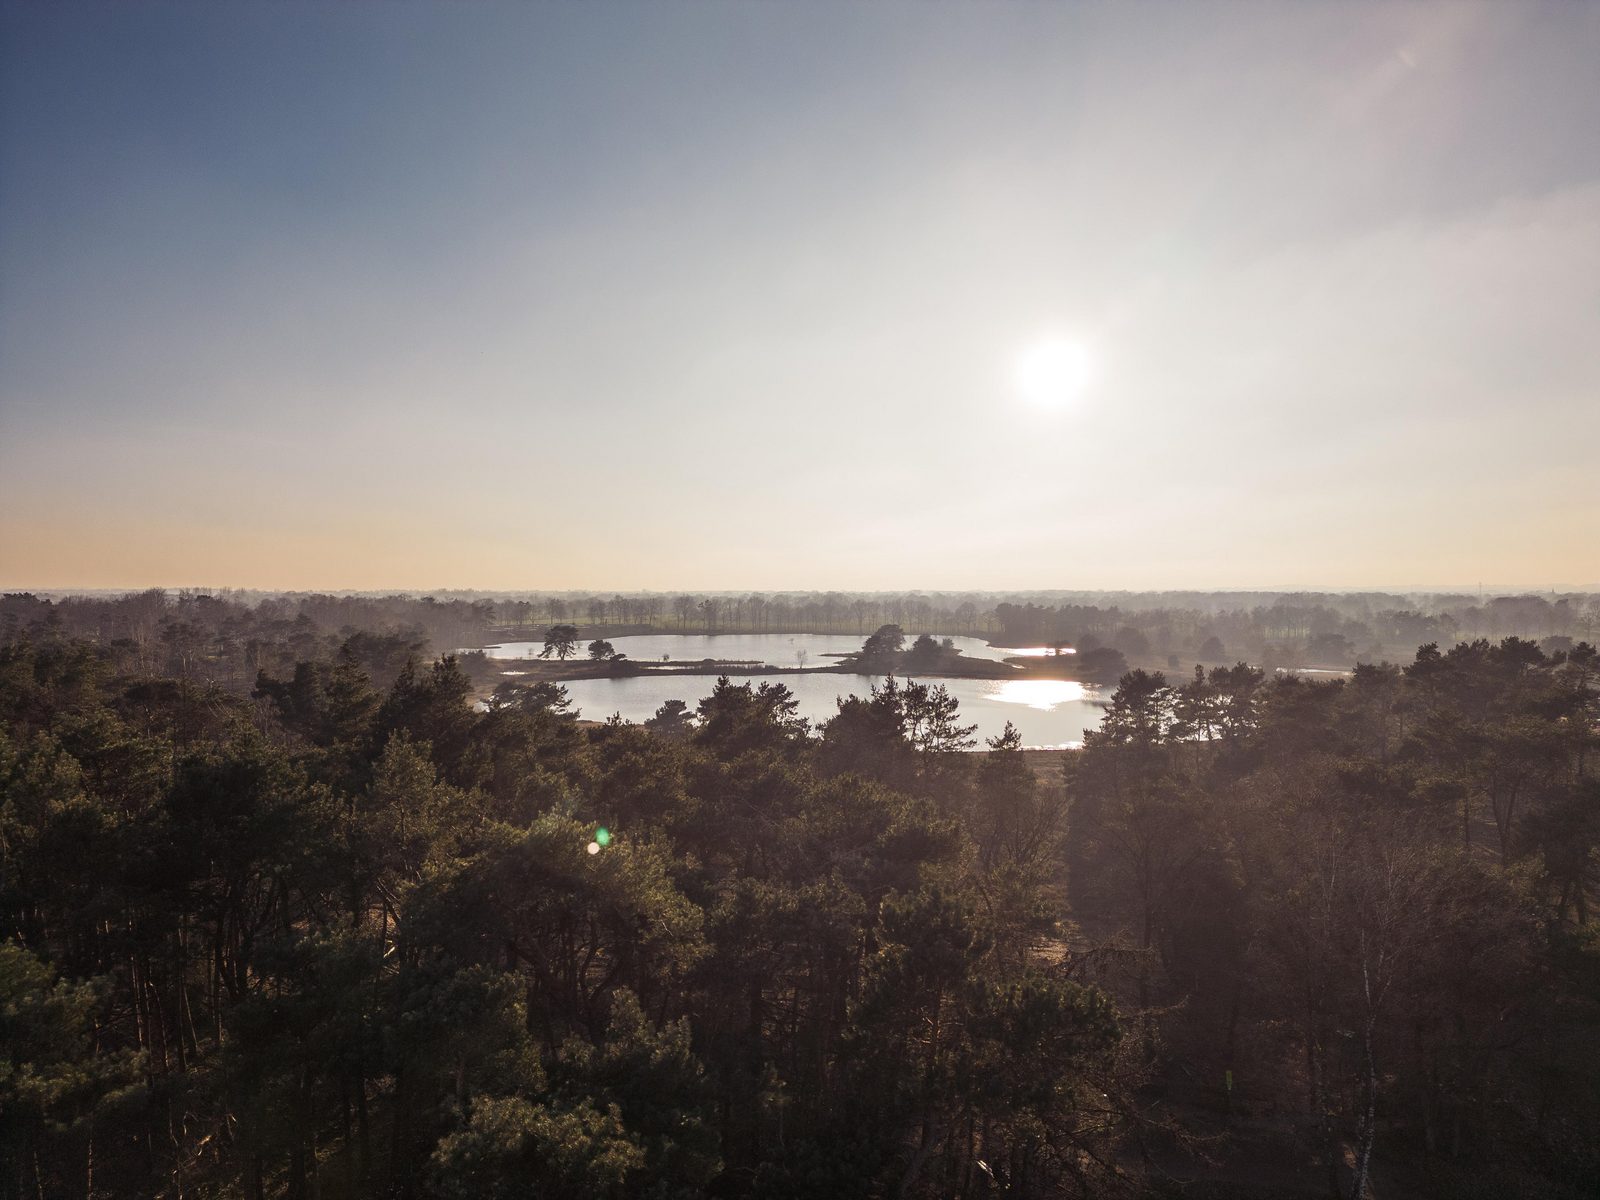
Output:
[
  {"left": 558, "top": 671, "right": 1102, "bottom": 749},
  {"left": 476, "top": 632, "right": 1026, "bottom": 667},
  {"left": 470, "top": 633, "right": 1105, "bottom": 747}
]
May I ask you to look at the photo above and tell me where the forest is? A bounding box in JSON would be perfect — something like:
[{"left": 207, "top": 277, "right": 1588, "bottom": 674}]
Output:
[{"left": 2, "top": 598, "right": 1597, "bottom": 1199}]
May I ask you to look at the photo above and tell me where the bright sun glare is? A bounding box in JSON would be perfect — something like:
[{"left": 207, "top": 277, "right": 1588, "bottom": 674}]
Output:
[{"left": 1013, "top": 337, "right": 1093, "bottom": 408}]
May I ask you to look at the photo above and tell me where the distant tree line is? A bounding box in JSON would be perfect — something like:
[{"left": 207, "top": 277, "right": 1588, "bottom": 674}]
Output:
[
  {"left": 5, "top": 589, "right": 1594, "bottom": 692},
  {"left": 991, "top": 595, "right": 1596, "bottom": 672},
  {"left": 0, "top": 590, "right": 484, "bottom": 692}
]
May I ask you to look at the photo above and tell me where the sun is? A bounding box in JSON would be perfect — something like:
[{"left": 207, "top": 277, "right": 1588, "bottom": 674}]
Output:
[{"left": 1013, "top": 336, "right": 1093, "bottom": 408}]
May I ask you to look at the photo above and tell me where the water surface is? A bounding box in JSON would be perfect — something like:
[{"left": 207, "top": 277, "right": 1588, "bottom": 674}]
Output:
[
  {"left": 476, "top": 632, "right": 1026, "bottom": 667},
  {"left": 560, "top": 671, "right": 1103, "bottom": 749}
]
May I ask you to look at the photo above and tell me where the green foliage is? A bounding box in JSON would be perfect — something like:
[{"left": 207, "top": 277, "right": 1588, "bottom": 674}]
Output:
[
  {"left": 550, "top": 988, "right": 721, "bottom": 1196},
  {"left": 1067, "top": 636, "right": 1600, "bottom": 1198},
  {"left": 694, "top": 675, "right": 808, "bottom": 756},
  {"left": 541, "top": 624, "right": 580, "bottom": 661},
  {"left": 963, "top": 972, "right": 1121, "bottom": 1116},
  {"left": 6, "top": 620, "right": 1593, "bottom": 1198},
  {"left": 860, "top": 623, "right": 906, "bottom": 666},
  {"left": 427, "top": 1095, "right": 643, "bottom": 1199},
  {"left": 643, "top": 698, "right": 694, "bottom": 741},
  {"left": 0, "top": 942, "right": 143, "bottom": 1197},
  {"left": 357, "top": 733, "right": 475, "bottom": 884}
]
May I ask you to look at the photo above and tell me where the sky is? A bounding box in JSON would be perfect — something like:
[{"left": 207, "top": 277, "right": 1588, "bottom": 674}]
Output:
[{"left": 2, "top": 0, "right": 1597, "bottom": 592}]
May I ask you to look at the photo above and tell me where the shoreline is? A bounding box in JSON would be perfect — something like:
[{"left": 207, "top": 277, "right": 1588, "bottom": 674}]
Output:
[{"left": 464, "top": 650, "right": 1098, "bottom": 687}]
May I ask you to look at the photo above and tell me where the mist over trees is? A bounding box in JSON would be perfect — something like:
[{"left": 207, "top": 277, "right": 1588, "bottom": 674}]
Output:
[{"left": 4, "top": 589, "right": 1594, "bottom": 698}]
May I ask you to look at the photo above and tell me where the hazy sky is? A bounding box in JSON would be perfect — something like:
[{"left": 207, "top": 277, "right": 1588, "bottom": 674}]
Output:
[{"left": 2, "top": 0, "right": 1597, "bottom": 591}]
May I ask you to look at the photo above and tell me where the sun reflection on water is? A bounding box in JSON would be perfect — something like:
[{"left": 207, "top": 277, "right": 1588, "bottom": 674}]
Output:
[{"left": 987, "top": 679, "right": 1088, "bottom": 710}]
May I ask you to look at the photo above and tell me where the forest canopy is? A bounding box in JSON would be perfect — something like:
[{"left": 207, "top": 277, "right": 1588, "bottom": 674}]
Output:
[{"left": 1, "top": 597, "right": 1597, "bottom": 1199}]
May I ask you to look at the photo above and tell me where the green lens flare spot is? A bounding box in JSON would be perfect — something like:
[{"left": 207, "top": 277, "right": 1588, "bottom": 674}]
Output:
[{"left": 595, "top": 827, "right": 611, "bottom": 847}]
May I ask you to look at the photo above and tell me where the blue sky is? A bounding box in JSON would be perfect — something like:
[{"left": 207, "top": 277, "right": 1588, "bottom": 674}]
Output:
[{"left": 3, "top": 1, "right": 1597, "bottom": 589}]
